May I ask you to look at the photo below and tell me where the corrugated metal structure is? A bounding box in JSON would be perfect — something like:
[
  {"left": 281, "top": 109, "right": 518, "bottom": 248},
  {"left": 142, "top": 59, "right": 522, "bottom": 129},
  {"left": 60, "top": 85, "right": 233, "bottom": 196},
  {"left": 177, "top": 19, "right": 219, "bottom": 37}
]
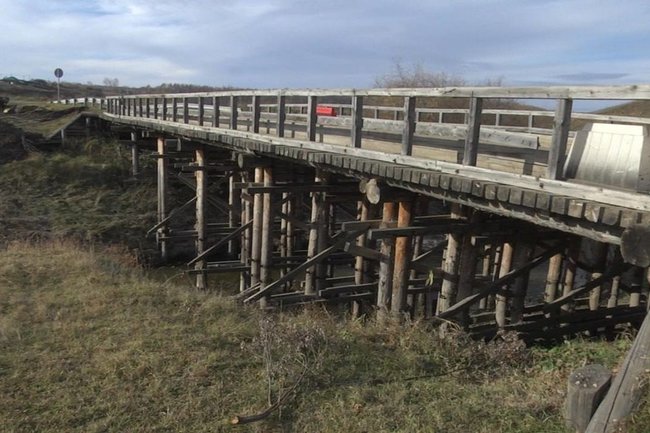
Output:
[{"left": 564, "top": 123, "right": 650, "bottom": 192}]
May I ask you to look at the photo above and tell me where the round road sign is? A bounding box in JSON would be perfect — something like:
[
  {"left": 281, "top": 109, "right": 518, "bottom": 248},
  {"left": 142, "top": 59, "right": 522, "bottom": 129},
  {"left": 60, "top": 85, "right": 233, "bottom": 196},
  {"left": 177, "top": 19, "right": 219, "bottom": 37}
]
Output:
[{"left": 54, "top": 68, "right": 63, "bottom": 78}]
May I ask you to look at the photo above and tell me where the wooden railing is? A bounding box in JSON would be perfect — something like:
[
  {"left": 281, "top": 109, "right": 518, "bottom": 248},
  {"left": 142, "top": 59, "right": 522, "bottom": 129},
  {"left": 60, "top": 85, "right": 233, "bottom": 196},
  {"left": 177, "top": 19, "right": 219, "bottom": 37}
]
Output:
[{"left": 65, "top": 85, "right": 650, "bottom": 181}]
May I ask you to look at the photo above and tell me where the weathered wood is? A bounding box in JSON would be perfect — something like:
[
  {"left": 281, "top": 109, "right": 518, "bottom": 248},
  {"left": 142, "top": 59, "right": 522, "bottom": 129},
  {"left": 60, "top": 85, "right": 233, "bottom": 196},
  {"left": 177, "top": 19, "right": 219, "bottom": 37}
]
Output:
[
  {"left": 547, "top": 98, "right": 573, "bottom": 180},
  {"left": 352, "top": 199, "right": 372, "bottom": 317},
  {"left": 586, "top": 311, "right": 650, "bottom": 433},
  {"left": 250, "top": 167, "right": 264, "bottom": 288},
  {"left": 230, "top": 96, "right": 238, "bottom": 130},
  {"left": 307, "top": 95, "right": 318, "bottom": 141},
  {"left": 621, "top": 224, "right": 650, "bottom": 267},
  {"left": 510, "top": 240, "right": 534, "bottom": 323},
  {"left": 277, "top": 93, "right": 286, "bottom": 138},
  {"left": 436, "top": 204, "right": 464, "bottom": 314},
  {"left": 194, "top": 145, "right": 207, "bottom": 290},
  {"left": 240, "top": 170, "right": 252, "bottom": 292},
  {"left": 197, "top": 97, "right": 205, "bottom": 126},
  {"left": 130, "top": 132, "right": 140, "bottom": 177},
  {"left": 391, "top": 200, "right": 413, "bottom": 318},
  {"left": 495, "top": 241, "right": 514, "bottom": 327},
  {"left": 545, "top": 252, "right": 564, "bottom": 302},
  {"left": 377, "top": 202, "right": 396, "bottom": 321},
  {"left": 351, "top": 94, "right": 364, "bottom": 148},
  {"left": 252, "top": 95, "right": 261, "bottom": 133},
  {"left": 401, "top": 96, "right": 416, "bottom": 156},
  {"left": 463, "top": 97, "right": 483, "bottom": 166},
  {"left": 566, "top": 364, "right": 612, "bottom": 433},
  {"left": 259, "top": 166, "right": 273, "bottom": 308},
  {"left": 589, "top": 242, "right": 609, "bottom": 311},
  {"left": 305, "top": 170, "right": 328, "bottom": 295},
  {"left": 561, "top": 239, "right": 581, "bottom": 312},
  {"left": 228, "top": 170, "right": 241, "bottom": 257},
  {"left": 182, "top": 97, "right": 189, "bottom": 124},
  {"left": 212, "top": 96, "right": 220, "bottom": 127},
  {"left": 156, "top": 137, "right": 169, "bottom": 261}
]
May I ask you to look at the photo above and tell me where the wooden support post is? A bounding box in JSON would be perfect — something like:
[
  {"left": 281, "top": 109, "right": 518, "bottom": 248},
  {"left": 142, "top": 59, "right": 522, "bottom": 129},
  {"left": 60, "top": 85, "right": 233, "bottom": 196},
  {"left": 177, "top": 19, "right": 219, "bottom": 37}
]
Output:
[
  {"left": 351, "top": 94, "right": 364, "bottom": 148},
  {"left": 172, "top": 98, "right": 178, "bottom": 122},
  {"left": 212, "top": 96, "right": 220, "bottom": 127},
  {"left": 162, "top": 97, "right": 168, "bottom": 120},
  {"left": 153, "top": 98, "right": 158, "bottom": 119},
  {"left": 277, "top": 93, "right": 286, "bottom": 138},
  {"left": 307, "top": 95, "right": 318, "bottom": 141},
  {"left": 456, "top": 210, "right": 482, "bottom": 324},
  {"left": 259, "top": 166, "right": 273, "bottom": 308},
  {"left": 352, "top": 199, "right": 372, "bottom": 317},
  {"left": 436, "top": 204, "right": 464, "bottom": 314},
  {"left": 377, "top": 202, "right": 396, "bottom": 321},
  {"left": 401, "top": 96, "right": 416, "bottom": 156},
  {"left": 230, "top": 96, "right": 238, "bottom": 130},
  {"left": 545, "top": 252, "right": 564, "bottom": 302},
  {"left": 629, "top": 267, "right": 643, "bottom": 308},
  {"left": 194, "top": 145, "right": 207, "bottom": 290},
  {"left": 510, "top": 240, "right": 534, "bottom": 323},
  {"left": 607, "top": 276, "right": 620, "bottom": 309},
  {"left": 228, "top": 170, "right": 241, "bottom": 258},
  {"left": 252, "top": 96, "right": 261, "bottom": 133},
  {"left": 198, "top": 97, "right": 205, "bottom": 126},
  {"left": 156, "top": 137, "right": 169, "bottom": 262},
  {"left": 562, "top": 238, "right": 581, "bottom": 312},
  {"left": 250, "top": 167, "right": 264, "bottom": 288},
  {"left": 304, "top": 170, "right": 328, "bottom": 294},
  {"left": 240, "top": 170, "right": 252, "bottom": 292},
  {"left": 183, "top": 97, "right": 189, "bottom": 124},
  {"left": 566, "top": 364, "right": 612, "bottom": 433},
  {"left": 495, "top": 241, "right": 514, "bottom": 328},
  {"left": 280, "top": 192, "right": 291, "bottom": 281},
  {"left": 589, "top": 242, "right": 609, "bottom": 311},
  {"left": 463, "top": 97, "right": 483, "bottom": 166},
  {"left": 547, "top": 98, "right": 573, "bottom": 180},
  {"left": 391, "top": 200, "right": 413, "bottom": 319},
  {"left": 130, "top": 132, "right": 139, "bottom": 177}
]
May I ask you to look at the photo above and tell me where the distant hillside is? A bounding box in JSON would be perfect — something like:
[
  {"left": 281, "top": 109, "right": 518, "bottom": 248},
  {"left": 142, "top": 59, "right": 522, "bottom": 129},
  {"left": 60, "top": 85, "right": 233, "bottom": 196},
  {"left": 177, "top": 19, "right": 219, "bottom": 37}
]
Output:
[{"left": 596, "top": 100, "right": 650, "bottom": 118}]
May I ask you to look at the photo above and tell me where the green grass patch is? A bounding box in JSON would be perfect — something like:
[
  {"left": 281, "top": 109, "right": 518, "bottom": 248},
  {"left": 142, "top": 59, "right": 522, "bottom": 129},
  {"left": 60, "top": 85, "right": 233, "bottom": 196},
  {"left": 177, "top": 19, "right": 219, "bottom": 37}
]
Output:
[{"left": 1, "top": 241, "right": 647, "bottom": 432}]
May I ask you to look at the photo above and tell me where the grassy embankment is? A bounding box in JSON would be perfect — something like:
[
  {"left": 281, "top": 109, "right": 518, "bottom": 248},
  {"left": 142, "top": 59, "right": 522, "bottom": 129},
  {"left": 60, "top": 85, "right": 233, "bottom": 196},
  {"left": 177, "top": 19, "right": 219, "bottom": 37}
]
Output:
[{"left": 1, "top": 94, "right": 650, "bottom": 432}]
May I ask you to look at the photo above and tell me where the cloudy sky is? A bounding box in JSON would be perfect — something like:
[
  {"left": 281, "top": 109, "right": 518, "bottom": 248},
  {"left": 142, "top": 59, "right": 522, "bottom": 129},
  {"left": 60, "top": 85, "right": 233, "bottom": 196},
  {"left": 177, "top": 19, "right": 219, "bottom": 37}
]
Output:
[{"left": 1, "top": 0, "right": 649, "bottom": 89}]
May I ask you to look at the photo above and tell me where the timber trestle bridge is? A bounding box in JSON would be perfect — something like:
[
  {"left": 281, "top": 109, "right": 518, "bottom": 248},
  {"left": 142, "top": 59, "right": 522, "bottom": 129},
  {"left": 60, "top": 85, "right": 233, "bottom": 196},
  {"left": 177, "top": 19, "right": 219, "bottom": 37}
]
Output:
[{"left": 57, "top": 86, "right": 650, "bottom": 341}]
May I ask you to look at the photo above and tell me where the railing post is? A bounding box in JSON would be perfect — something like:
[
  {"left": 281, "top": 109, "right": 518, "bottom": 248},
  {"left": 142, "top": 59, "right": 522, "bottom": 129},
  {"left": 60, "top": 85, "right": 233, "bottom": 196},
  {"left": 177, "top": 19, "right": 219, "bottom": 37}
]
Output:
[
  {"left": 138, "top": 98, "right": 143, "bottom": 117},
  {"left": 307, "top": 95, "right": 318, "bottom": 141},
  {"left": 212, "top": 96, "right": 220, "bottom": 127},
  {"left": 463, "top": 97, "right": 483, "bottom": 166},
  {"left": 277, "top": 92, "right": 286, "bottom": 138},
  {"left": 198, "top": 96, "right": 204, "bottom": 126},
  {"left": 230, "top": 96, "right": 238, "bottom": 130},
  {"left": 145, "top": 98, "right": 150, "bottom": 118},
  {"left": 401, "top": 96, "right": 416, "bottom": 155},
  {"left": 183, "top": 97, "right": 189, "bottom": 124},
  {"left": 546, "top": 98, "right": 573, "bottom": 180},
  {"left": 153, "top": 98, "right": 158, "bottom": 119},
  {"left": 252, "top": 95, "right": 260, "bottom": 133},
  {"left": 172, "top": 98, "right": 178, "bottom": 122},
  {"left": 162, "top": 97, "right": 168, "bottom": 121},
  {"left": 351, "top": 94, "right": 364, "bottom": 148}
]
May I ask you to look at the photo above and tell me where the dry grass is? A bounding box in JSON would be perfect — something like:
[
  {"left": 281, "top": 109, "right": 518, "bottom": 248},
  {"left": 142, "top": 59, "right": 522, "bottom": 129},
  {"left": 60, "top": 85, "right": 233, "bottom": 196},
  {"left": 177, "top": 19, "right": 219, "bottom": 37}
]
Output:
[{"left": 1, "top": 240, "right": 647, "bottom": 433}]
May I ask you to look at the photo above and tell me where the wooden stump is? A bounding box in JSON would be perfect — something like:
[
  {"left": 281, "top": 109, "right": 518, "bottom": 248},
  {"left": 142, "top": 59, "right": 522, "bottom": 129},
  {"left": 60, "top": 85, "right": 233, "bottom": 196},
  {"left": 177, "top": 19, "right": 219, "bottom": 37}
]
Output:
[{"left": 566, "top": 364, "right": 612, "bottom": 433}]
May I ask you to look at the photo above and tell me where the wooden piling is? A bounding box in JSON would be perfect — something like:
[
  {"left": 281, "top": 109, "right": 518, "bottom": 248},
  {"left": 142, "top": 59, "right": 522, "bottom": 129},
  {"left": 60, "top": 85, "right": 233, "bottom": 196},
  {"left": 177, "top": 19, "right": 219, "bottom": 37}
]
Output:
[
  {"left": 305, "top": 170, "right": 328, "bottom": 295},
  {"left": 562, "top": 238, "right": 581, "bottom": 312},
  {"left": 352, "top": 199, "right": 372, "bottom": 317},
  {"left": 545, "top": 252, "right": 564, "bottom": 302},
  {"left": 377, "top": 202, "right": 396, "bottom": 321},
  {"left": 391, "top": 200, "right": 413, "bottom": 319},
  {"left": 194, "top": 145, "right": 207, "bottom": 290},
  {"left": 495, "top": 241, "right": 514, "bottom": 328},
  {"left": 156, "top": 137, "right": 169, "bottom": 261},
  {"left": 259, "top": 166, "right": 273, "bottom": 308},
  {"left": 130, "top": 132, "right": 140, "bottom": 177},
  {"left": 589, "top": 242, "right": 609, "bottom": 311},
  {"left": 250, "top": 167, "right": 264, "bottom": 288},
  {"left": 240, "top": 169, "right": 252, "bottom": 292},
  {"left": 437, "top": 204, "right": 464, "bottom": 314},
  {"left": 510, "top": 240, "right": 534, "bottom": 323}
]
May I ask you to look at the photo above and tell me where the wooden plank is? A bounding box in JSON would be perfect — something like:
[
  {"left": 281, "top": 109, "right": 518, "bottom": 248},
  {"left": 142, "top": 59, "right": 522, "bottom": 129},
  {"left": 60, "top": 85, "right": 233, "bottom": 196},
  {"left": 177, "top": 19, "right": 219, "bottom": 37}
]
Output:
[
  {"left": 212, "top": 96, "right": 220, "bottom": 127},
  {"left": 351, "top": 94, "right": 363, "bottom": 148},
  {"left": 402, "top": 96, "right": 416, "bottom": 156},
  {"left": 252, "top": 95, "right": 261, "bottom": 133},
  {"left": 463, "top": 97, "right": 483, "bottom": 166},
  {"left": 547, "top": 98, "right": 573, "bottom": 180},
  {"left": 307, "top": 95, "right": 318, "bottom": 141},
  {"left": 277, "top": 93, "right": 286, "bottom": 138},
  {"left": 230, "top": 96, "right": 238, "bottom": 130}
]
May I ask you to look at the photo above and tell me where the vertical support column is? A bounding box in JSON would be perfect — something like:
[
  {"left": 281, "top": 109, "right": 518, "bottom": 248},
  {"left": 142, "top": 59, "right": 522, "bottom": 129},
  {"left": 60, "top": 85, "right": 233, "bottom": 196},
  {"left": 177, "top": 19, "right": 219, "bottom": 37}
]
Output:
[
  {"left": 304, "top": 170, "right": 328, "bottom": 295},
  {"left": 239, "top": 169, "right": 252, "bottom": 292},
  {"left": 545, "top": 252, "right": 564, "bottom": 302},
  {"left": 307, "top": 95, "right": 318, "bottom": 141},
  {"left": 391, "top": 200, "right": 413, "bottom": 319},
  {"left": 259, "top": 166, "right": 274, "bottom": 308},
  {"left": 228, "top": 170, "right": 241, "bottom": 258},
  {"left": 156, "top": 137, "right": 169, "bottom": 262},
  {"left": 436, "top": 204, "right": 464, "bottom": 314},
  {"left": 250, "top": 167, "right": 264, "bottom": 288},
  {"left": 280, "top": 192, "right": 291, "bottom": 280},
  {"left": 561, "top": 238, "right": 581, "bottom": 312},
  {"left": 212, "top": 96, "right": 220, "bottom": 127},
  {"left": 401, "top": 96, "right": 416, "bottom": 156},
  {"left": 194, "top": 144, "right": 207, "bottom": 290},
  {"left": 456, "top": 210, "right": 482, "bottom": 324},
  {"left": 351, "top": 94, "right": 364, "bottom": 148},
  {"left": 495, "top": 241, "right": 514, "bottom": 328},
  {"left": 162, "top": 97, "right": 168, "bottom": 120},
  {"left": 463, "top": 97, "right": 483, "bottom": 166},
  {"left": 198, "top": 97, "right": 205, "bottom": 126},
  {"left": 377, "top": 202, "right": 396, "bottom": 321},
  {"left": 153, "top": 98, "right": 158, "bottom": 119},
  {"left": 252, "top": 95, "right": 261, "bottom": 133},
  {"left": 183, "top": 97, "right": 189, "bottom": 124},
  {"left": 130, "top": 132, "right": 140, "bottom": 177},
  {"left": 547, "top": 98, "right": 573, "bottom": 180},
  {"left": 230, "top": 96, "right": 238, "bottom": 130},
  {"left": 172, "top": 98, "right": 178, "bottom": 122},
  {"left": 352, "top": 199, "right": 374, "bottom": 317},
  {"left": 277, "top": 93, "right": 286, "bottom": 138},
  {"left": 589, "top": 242, "right": 609, "bottom": 310},
  {"left": 510, "top": 240, "right": 534, "bottom": 323}
]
